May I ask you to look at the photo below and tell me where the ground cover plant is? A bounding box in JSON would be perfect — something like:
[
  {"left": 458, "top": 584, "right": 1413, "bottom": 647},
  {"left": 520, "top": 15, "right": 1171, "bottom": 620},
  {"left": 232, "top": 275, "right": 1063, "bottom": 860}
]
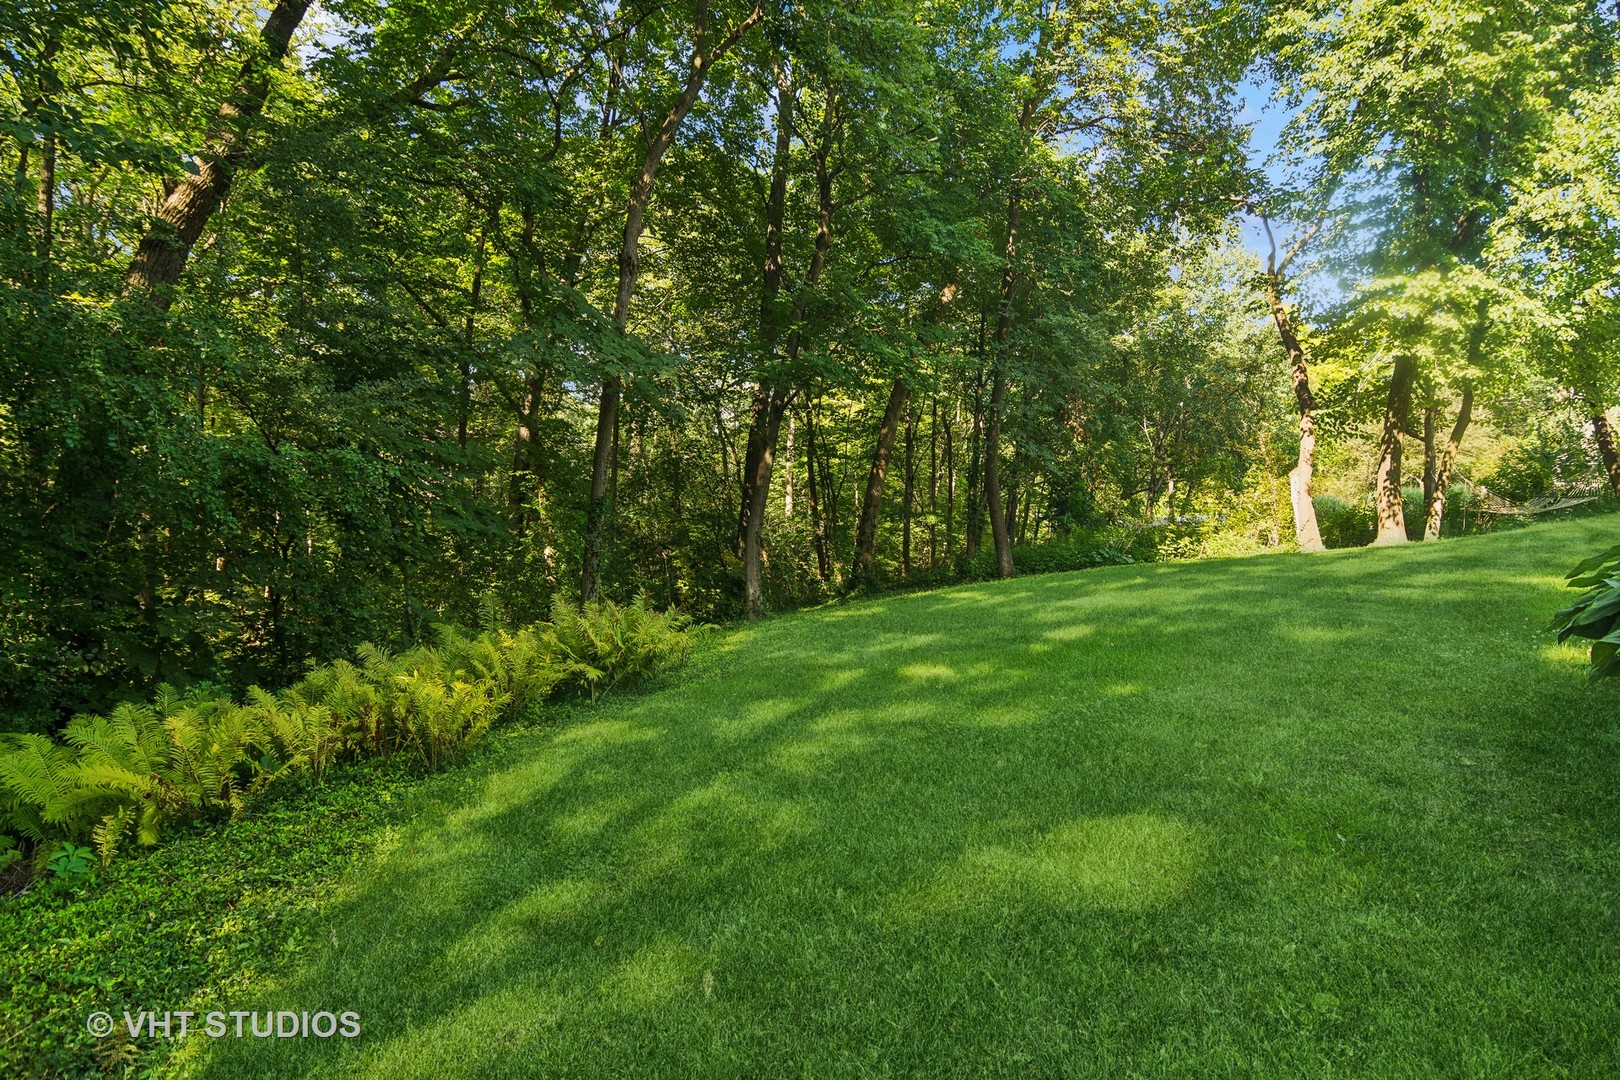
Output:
[
  {"left": 5, "top": 518, "right": 1606, "bottom": 1078},
  {"left": 0, "top": 599, "right": 695, "bottom": 881}
]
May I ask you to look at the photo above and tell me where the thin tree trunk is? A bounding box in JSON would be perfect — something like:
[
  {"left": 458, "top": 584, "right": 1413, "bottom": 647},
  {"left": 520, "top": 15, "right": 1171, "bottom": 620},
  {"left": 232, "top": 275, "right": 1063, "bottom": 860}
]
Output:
[
  {"left": 943, "top": 401, "right": 956, "bottom": 564},
  {"left": 1423, "top": 298, "right": 1487, "bottom": 539},
  {"left": 985, "top": 183, "right": 1020, "bottom": 580},
  {"left": 901, "top": 403, "right": 917, "bottom": 576},
  {"left": 34, "top": 40, "right": 58, "bottom": 289},
  {"left": 965, "top": 358, "right": 985, "bottom": 563},
  {"left": 1424, "top": 383, "right": 1472, "bottom": 540},
  {"left": 741, "top": 80, "right": 836, "bottom": 618},
  {"left": 736, "top": 385, "right": 774, "bottom": 556},
  {"left": 853, "top": 378, "right": 910, "bottom": 587},
  {"left": 783, "top": 414, "right": 795, "bottom": 518},
  {"left": 509, "top": 204, "right": 545, "bottom": 531},
  {"left": 803, "top": 400, "right": 832, "bottom": 582},
  {"left": 1592, "top": 409, "right": 1620, "bottom": 499},
  {"left": 1421, "top": 406, "right": 1436, "bottom": 511},
  {"left": 928, "top": 397, "right": 939, "bottom": 568},
  {"left": 1373, "top": 354, "right": 1417, "bottom": 545},
  {"left": 736, "top": 65, "right": 794, "bottom": 559},
  {"left": 581, "top": 0, "right": 764, "bottom": 602},
  {"left": 741, "top": 393, "right": 789, "bottom": 616},
  {"left": 458, "top": 229, "right": 487, "bottom": 451},
  {"left": 124, "top": 0, "right": 313, "bottom": 307}
]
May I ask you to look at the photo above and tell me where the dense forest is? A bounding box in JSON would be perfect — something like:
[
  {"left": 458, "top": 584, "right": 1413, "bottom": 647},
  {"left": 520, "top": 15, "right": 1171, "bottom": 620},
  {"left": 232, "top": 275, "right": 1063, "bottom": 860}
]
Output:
[{"left": 2, "top": 0, "right": 1617, "bottom": 730}]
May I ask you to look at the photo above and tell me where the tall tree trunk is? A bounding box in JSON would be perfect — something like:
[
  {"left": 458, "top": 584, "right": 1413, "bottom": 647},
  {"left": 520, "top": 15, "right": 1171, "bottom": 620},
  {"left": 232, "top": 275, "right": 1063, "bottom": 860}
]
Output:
[
  {"left": 736, "top": 66, "right": 794, "bottom": 559},
  {"left": 1424, "top": 383, "right": 1473, "bottom": 540},
  {"left": 736, "top": 385, "right": 774, "bottom": 557},
  {"left": 1421, "top": 406, "right": 1436, "bottom": 511},
  {"left": 1373, "top": 355, "right": 1417, "bottom": 545},
  {"left": 33, "top": 39, "right": 58, "bottom": 289},
  {"left": 853, "top": 378, "right": 910, "bottom": 587},
  {"left": 783, "top": 414, "right": 795, "bottom": 518},
  {"left": 1423, "top": 298, "right": 1487, "bottom": 539},
  {"left": 965, "top": 360, "right": 985, "bottom": 562},
  {"left": 740, "top": 80, "right": 836, "bottom": 618},
  {"left": 901, "top": 403, "right": 917, "bottom": 576},
  {"left": 943, "top": 401, "right": 956, "bottom": 564},
  {"left": 124, "top": 0, "right": 314, "bottom": 307},
  {"left": 581, "top": 1, "right": 764, "bottom": 602},
  {"left": 458, "top": 229, "right": 488, "bottom": 451},
  {"left": 1264, "top": 273, "right": 1324, "bottom": 552},
  {"left": 509, "top": 204, "right": 546, "bottom": 531},
  {"left": 741, "top": 392, "right": 789, "bottom": 617},
  {"left": 803, "top": 400, "right": 832, "bottom": 582},
  {"left": 1592, "top": 409, "right": 1620, "bottom": 499},
  {"left": 985, "top": 186, "right": 1020, "bottom": 579},
  {"left": 928, "top": 397, "right": 939, "bottom": 568}
]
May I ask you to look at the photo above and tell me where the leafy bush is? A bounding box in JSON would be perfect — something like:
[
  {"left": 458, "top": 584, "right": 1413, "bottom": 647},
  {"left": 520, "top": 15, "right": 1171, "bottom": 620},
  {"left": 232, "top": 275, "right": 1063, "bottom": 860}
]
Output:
[
  {"left": 959, "top": 529, "right": 1137, "bottom": 581},
  {"left": 1551, "top": 544, "right": 1620, "bottom": 682},
  {"left": 1312, "top": 495, "right": 1374, "bottom": 548},
  {"left": 0, "top": 601, "right": 696, "bottom": 879}
]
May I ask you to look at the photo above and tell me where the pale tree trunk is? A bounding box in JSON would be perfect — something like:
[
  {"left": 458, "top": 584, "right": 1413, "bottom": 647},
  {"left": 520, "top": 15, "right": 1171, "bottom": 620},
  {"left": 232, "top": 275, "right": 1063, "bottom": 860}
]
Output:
[
  {"left": 1260, "top": 222, "right": 1324, "bottom": 552},
  {"left": 1592, "top": 409, "right": 1620, "bottom": 499},
  {"left": 125, "top": 0, "right": 313, "bottom": 307},
  {"left": 581, "top": 1, "right": 763, "bottom": 602},
  {"left": 1424, "top": 383, "right": 1472, "bottom": 540},
  {"left": 1373, "top": 355, "right": 1417, "bottom": 545}
]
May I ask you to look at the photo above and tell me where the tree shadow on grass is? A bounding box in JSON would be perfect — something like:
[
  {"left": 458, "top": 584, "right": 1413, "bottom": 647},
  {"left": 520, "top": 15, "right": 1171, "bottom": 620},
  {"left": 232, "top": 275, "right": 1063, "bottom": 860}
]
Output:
[{"left": 183, "top": 520, "right": 1620, "bottom": 1078}]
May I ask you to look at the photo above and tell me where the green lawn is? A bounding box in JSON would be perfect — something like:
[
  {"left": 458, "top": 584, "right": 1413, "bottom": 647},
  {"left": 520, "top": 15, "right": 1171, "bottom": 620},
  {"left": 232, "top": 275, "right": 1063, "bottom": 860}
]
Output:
[{"left": 184, "top": 519, "right": 1619, "bottom": 1078}]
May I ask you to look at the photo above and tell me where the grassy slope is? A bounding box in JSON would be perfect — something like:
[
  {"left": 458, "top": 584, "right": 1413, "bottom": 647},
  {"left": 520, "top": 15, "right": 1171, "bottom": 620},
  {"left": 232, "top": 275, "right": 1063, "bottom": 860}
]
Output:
[{"left": 186, "top": 519, "right": 1620, "bottom": 1079}]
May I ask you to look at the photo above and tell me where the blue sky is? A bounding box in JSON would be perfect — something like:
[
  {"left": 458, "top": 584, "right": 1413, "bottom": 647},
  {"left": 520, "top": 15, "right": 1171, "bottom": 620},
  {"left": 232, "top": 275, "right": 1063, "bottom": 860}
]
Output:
[{"left": 1233, "top": 73, "right": 1296, "bottom": 266}]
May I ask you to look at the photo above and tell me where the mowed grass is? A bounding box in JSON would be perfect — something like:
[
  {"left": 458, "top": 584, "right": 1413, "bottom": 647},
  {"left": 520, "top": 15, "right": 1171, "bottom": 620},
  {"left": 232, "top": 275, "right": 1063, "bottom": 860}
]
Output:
[{"left": 185, "top": 519, "right": 1620, "bottom": 1078}]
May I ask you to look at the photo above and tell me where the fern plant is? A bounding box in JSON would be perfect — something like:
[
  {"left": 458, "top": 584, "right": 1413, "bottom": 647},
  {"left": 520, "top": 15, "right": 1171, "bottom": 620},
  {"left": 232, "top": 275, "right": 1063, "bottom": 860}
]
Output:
[{"left": 0, "top": 599, "right": 696, "bottom": 875}]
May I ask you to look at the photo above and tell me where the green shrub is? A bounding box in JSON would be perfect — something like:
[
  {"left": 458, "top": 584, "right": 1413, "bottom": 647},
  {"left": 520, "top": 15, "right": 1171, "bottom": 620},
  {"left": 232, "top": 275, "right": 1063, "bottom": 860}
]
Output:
[
  {"left": 1551, "top": 543, "right": 1620, "bottom": 682},
  {"left": 1312, "top": 495, "right": 1374, "bottom": 548},
  {"left": 960, "top": 529, "right": 1137, "bottom": 581}
]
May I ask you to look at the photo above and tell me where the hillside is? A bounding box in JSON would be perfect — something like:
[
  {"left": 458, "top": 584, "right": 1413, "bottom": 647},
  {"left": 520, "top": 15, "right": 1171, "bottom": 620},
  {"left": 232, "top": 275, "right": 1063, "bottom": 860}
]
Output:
[{"left": 169, "top": 519, "right": 1620, "bottom": 1076}]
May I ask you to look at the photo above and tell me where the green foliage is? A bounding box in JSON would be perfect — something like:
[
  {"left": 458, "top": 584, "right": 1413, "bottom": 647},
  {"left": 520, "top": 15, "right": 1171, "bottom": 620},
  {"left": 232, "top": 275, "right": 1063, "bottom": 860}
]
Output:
[
  {"left": 44, "top": 842, "right": 92, "bottom": 880},
  {"left": 542, "top": 596, "right": 698, "bottom": 698},
  {"left": 1312, "top": 495, "right": 1375, "bottom": 549},
  {"left": 1550, "top": 544, "right": 1620, "bottom": 682},
  {"left": 0, "top": 606, "right": 696, "bottom": 878}
]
